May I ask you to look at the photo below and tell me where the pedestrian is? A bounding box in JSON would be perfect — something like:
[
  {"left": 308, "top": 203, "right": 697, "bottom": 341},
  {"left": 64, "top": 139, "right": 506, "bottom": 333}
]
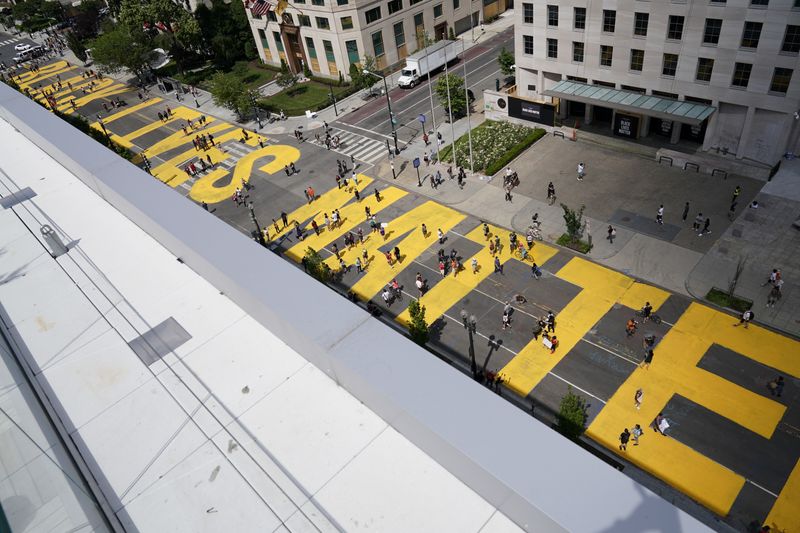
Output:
[
  {"left": 281, "top": 211, "right": 288, "bottom": 228},
  {"left": 767, "top": 285, "right": 782, "bottom": 307},
  {"left": 423, "top": 132, "right": 429, "bottom": 145},
  {"left": 502, "top": 312, "right": 511, "bottom": 330},
  {"left": 494, "top": 256, "right": 502, "bottom": 274},
  {"left": 451, "top": 257, "right": 459, "bottom": 277},
  {"left": 311, "top": 220, "right": 320, "bottom": 235},
  {"left": 728, "top": 201, "right": 737, "bottom": 220},
  {"left": 259, "top": 137, "right": 264, "bottom": 148},
  {"left": 379, "top": 224, "right": 386, "bottom": 239},
  {"left": 394, "top": 246, "right": 401, "bottom": 262},
  {"left": 733, "top": 309, "right": 754, "bottom": 328},
  {"left": 471, "top": 257, "right": 478, "bottom": 274},
  {"left": 201, "top": 201, "right": 208, "bottom": 211},
  {"left": 682, "top": 201, "right": 690, "bottom": 222},
  {"left": 547, "top": 335, "right": 559, "bottom": 354},
  {"left": 634, "top": 388, "right": 643, "bottom": 409},
  {"left": 577, "top": 162, "right": 585, "bottom": 181},
  {"left": 546, "top": 311, "right": 555, "bottom": 333},
  {"left": 483, "top": 223, "right": 490, "bottom": 238},
  {"left": 650, "top": 413, "right": 666, "bottom": 435},
  {"left": 768, "top": 376, "right": 785, "bottom": 397},
  {"left": 631, "top": 424, "right": 643, "bottom": 446},
  {"left": 531, "top": 262, "right": 542, "bottom": 279},
  {"left": 290, "top": 162, "right": 297, "bottom": 174},
  {"left": 531, "top": 319, "right": 543, "bottom": 341},
  {"left": 640, "top": 349, "right": 654, "bottom": 369},
  {"left": 656, "top": 205, "right": 664, "bottom": 225},
  {"left": 157, "top": 111, "right": 164, "bottom": 122},
  {"left": 607, "top": 225, "right": 616, "bottom": 243},
  {"left": 375, "top": 188, "right": 381, "bottom": 201},
  {"left": 489, "top": 240, "right": 496, "bottom": 255},
  {"left": 762, "top": 268, "right": 780, "bottom": 287},
  {"left": 732, "top": 185, "right": 741, "bottom": 204},
  {"left": 331, "top": 242, "right": 339, "bottom": 257},
  {"left": 438, "top": 260, "right": 446, "bottom": 277},
  {"left": 641, "top": 301, "right": 653, "bottom": 322},
  {"left": 619, "top": 428, "right": 630, "bottom": 451},
  {"left": 303, "top": 188, "right": 310, "bottom": 203},
  {"left": 699, "top": 216, "right": 711, "bottom": 236},
  {"left": 415, "top": 273, "right": 425, "bottom": 296},
  {"left": 365, "top": 206, "right": 372, "bottom": 220},
  {"left": 357, "top": 228, "right": 364, "bottom": 243},
  {"left": 421, "top": 223, "right": 428, "bottom": 237},
  {"left": 692, "top": 212, "right": 703, "bottom": 232},
  {"left": 505, "top": 185, "right": 513, "bottom": 202},
  {"left": 424, "top": 151, "right": 430, "bottom": 166},
  {"left": 362, "top": 247, "right": 369, "bottom": 264},
  {"left": 355, "top": 257, "right": 363, "bottom": 273},
  {"left": 272, "top": 219, "right": 280, "bottom": 233},
  {"left": 208, "top": 134, "right": 215, "bottom": 146},
  {"left": 354, "top": 188, "right": 361, "bottom": 201},
  {"left": 285, "top": 165, "right": 291, "bottom": 176},
  {"left": 437, "top": 228, "right": 444, "bottom": 244}
]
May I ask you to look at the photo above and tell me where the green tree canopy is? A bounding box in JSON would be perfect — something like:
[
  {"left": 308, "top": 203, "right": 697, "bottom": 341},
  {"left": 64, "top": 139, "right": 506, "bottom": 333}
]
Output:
[
  {"left": 90, "top": 25, "right": 155, "bottom": 80},
  {"left": 560, "top": 203, "right": 586, "bottom": 244},
  {"left": 435, "top": 73, "right": 467, "bottom": 118},
  {"left": 498, "top": 47, "right": 515, "bottom": 77},
  {"left": 349, "top": 55, "right": 378, "bottom": 90},
  {"left": 195, "top": 0, "right": 254, "bottom": 68},
  {"left": 556, "top": 387, "right": 588, "bottom": 440},
  {"left": 407, "top": 300, "right": 429, "bottom": 345},
  {"left": 208, "top": 71, "right": 258, "bottom": 120},
  {"left": 275, "top": 59, "right": 298, "bottom": 89},
  {"left": 65, "top": 31, "right": 87, "bottom": 63}
]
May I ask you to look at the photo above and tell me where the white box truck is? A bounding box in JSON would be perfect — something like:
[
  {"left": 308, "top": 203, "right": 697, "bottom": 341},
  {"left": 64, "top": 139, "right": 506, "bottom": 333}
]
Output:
[{"left": 397, "top": 40, "right": 464, "bottom": 88}]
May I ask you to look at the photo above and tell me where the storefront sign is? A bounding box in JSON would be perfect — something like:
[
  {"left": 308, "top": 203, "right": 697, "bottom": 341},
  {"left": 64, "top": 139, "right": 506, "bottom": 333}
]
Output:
[
  {"left": 614, "top": 113, "right": 639, "bottom": 139},
  {"left": 508, "top": 97, "right": 555, "bottom": 126}
]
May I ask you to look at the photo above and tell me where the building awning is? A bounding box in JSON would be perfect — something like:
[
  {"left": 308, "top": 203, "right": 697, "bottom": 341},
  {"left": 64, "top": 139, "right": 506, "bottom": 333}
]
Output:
[{"left": 543, "top": 81, "right": 716, "bottom": 126}]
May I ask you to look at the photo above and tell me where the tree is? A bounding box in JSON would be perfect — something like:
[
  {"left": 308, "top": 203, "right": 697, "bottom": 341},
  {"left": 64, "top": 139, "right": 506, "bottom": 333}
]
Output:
[
  {"left": 209, "top": 71, "right": 248, "bottom": 118},
  {"left": 303, "top": 248, "right": 331, "bottom": 282},
  {"left": 275, "top": 59, "right": 298, "bottom": 89},
  {"left": 448, "top": 27, "right": 455, "bottom": 40},
  {"left": 90, "top": 26, "right": 155, "bottom": 80},
  {"left": 65, "top": 31, "right": 87, "bottom": 63},
  {"left": 435, "top": 73, "right": 467, "bottom": 119},
  {"left": 349, "top": 55, "right": 377, "bottom": 90},
  {"left": 498, "top": 47, "right": 515, "bottom": 77},
  {"left": 407, "top": 300, "right": 429, "bottom": 345},
  {"left": 560, "top": 203, "right": 586, "bottom": 244},
  {"left": 557, "top": 387, "right": 588, "bottom": 440}
]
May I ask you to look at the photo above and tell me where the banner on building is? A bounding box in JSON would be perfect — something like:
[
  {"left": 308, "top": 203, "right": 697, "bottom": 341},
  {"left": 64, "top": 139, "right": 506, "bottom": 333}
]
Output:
[
  {"left": 614, "top": 113, "right": 640, "bottom": 139},
  {"left": 508, "top": 97, "right": 555, "bottom": 126}
]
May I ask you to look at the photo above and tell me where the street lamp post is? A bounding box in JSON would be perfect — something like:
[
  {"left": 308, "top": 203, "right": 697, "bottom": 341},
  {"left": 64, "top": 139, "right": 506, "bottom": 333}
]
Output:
[
  {"left": 248, "top": 202, "right": 267, "bottom": 246},
  {"left": 460, "top": 310, "right": 478, "bottom": 379},
  {"left": 363, "top": 69, "right": 399, "bottom": 154},
  {"left": 250, "top": 92, "right": 262, "bottom": 130}
]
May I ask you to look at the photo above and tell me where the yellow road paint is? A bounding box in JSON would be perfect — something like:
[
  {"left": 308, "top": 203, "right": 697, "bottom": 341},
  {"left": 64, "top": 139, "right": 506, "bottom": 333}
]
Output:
[
  {"left": 345, "top": 202, "right": 465, "bottom": 301},
  {"left": 140, "top": 120, "right": 231, "bottom": 159},
  {"left": 500, "top": 258, "right": 656, "bottom": 395},
  {"left": 97, "top": 97, "right": 163, "bottom": 124},
  {"left": 189, "top": 143, "right": 301, "bottom": 203},
  {"left": 284, "top": 187, "right": 408, "bottom": 262},
  {"left": 395, "top": 223, "right": 559, "bottom": 326},
  {"left": 56, "top": 80, "right": 131, "bottom": 112},
  {"left": 255, "top": 143, "right": 299, "bottom": 175},
  {"left": 17, "top": 61, "right": 73, "bottom": 87},
  {"left": 765, "top": 458, "right": 800, "bottom": 532},
  {"left": 586, "top": 299, "right": 795, "bottom": 516},
  {"left": 153, "top": 143, "right": 230, "bottom": 184},
  {"left": 269, "top": 176, "right": 375, "bottom": 239}
]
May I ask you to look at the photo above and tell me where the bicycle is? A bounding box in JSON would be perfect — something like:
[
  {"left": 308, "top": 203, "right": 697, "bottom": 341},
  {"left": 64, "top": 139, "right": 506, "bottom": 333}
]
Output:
[
  {"left": 547, "top": 193, "right": 557, "bottom": 206},
  {"left": 527, "top": 225, "right": 542, "bottom": 241},
  {"left": 635, "top": 308, "right": 662, "bottom": 325}
]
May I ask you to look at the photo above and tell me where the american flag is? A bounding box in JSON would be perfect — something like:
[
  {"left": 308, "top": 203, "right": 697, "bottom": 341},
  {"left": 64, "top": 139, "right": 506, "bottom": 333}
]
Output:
[{"left": 245, "top": 0, "right": 273, "bottom": 16}]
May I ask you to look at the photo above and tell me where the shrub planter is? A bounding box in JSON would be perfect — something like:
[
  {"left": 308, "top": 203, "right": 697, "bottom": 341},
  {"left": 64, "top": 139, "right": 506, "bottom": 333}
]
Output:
[
  {"left": 705, "top": 287, "right": 753, "bottom": 313},
  {"left": 556, "top": 234, "right": 592, "bottom": 254}
]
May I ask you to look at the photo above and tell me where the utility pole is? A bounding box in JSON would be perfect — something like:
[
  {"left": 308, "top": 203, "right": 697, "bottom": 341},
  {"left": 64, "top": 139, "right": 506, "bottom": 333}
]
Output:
[
  {"left": 461, "top": 37, "right": 474, "bottom": 173},
  {"left": 248, "top": 202, "right": 267, "bottom": 246},
  {"left": 250, "top": 92, "right": 262, "bottom": 129},
  {"left": 443, "top": 44, "right": 458, "bottom": 169},
  {"left": 460, "top": 310, "right": 478, "bottom": 379},
  {"left": 329, "top": 84, "right": 338, "bottom": 116},
  {"left": 364, "top": 69, "right": 399, "bottom": 154},
  {"left": 422, "top": 34, "right": 439, "bottom": 161}
]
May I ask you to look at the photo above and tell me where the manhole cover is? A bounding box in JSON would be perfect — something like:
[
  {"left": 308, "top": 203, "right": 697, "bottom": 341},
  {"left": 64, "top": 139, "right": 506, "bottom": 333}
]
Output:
[{"left": 621, "top": 216, "right": 631, "bottom": 222}]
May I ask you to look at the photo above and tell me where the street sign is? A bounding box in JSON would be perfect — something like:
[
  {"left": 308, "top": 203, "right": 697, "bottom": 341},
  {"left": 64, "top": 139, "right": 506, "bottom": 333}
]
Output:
[
  {"left": 413, "top": 157, "right": 421, "bottom": 168},
  {"left": 418, "top": 114, "right": 426, "bottom": 124}
]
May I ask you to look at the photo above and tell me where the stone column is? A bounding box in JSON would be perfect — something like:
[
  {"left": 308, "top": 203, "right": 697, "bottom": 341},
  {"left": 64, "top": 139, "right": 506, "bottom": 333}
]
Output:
[
  {"left": 736, "top": 106, "right": 756, "bottom": 159},
  {"left": 584, "top": 104, "right": 593, "bottom": 125},
  {"left": 640, "top": 115, "right": 650, "bottom": 138},
  {"left": 670, "top": 120, "right": 681, "bottom": 144}
]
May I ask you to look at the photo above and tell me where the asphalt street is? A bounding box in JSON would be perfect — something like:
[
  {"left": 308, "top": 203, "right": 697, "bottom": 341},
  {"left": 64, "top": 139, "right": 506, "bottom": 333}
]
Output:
[
  {"left": 339, "top": 27, "right": 514, "bottom": 148},
  {"left": 0, "top": 30, "right": 37, "bottom": 66}
]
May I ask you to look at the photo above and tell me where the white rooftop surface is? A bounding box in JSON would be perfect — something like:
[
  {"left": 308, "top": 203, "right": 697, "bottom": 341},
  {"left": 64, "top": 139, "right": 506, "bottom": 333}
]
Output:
[{"left": 0, "top": 116, "right": 527, "bottom": 532}]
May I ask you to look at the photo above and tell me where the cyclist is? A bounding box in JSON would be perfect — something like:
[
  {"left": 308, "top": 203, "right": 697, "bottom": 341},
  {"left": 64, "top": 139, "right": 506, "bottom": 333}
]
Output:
[
  {"left": 626, "top": 318, "right": 638, "bottom": 337},
  {"left": 547, "top": 182, "right": 555, "bottom": 203}
]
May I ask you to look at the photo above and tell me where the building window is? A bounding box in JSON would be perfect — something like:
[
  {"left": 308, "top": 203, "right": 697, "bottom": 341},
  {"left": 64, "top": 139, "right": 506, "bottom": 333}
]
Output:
[
  {"left": 741, "top": 21, "right": 762, "bottom": 48},
  {"left": 295, "top": 0, "right": 305, "bottom": 3},
  {"left": 388, "top": 0, "right": 403, "bottom": 14},
  {"left": 257, "top": 29, "right": 269, "bottom": 48},
  {"left": 523, "top": 35, "right": 533, "bottom": 55},
  {"left": 750, "top": 0, "right": 768, "bottom": 5},
  {"left": 603, "top": 10, "right": 616, "bottom": 33},
  {"left": 340, "top": 16, "right": 353, "bottom": 30},
  {"left": 695, "top": 57, "right": 714, "bottom": 82},
  {"left": 523, "top": 3, "right": 533, "bottom": 24},
  {"left": 311, "top": 0, "right": 324, "bottom": 5},
  {"left": 731, "top": 62, "right": 752, "bottom": 87},
  {"left": 273, "top": 32, "right": 284, "bottom": 51},
  {"left": 547, "top": 5, "right": 558, "bottom": 27},
  {"left": 371, "top": 30, "right": 384, "bottom": 57},
  {"left": 703, "top": 18, "right": 722, "bottom": 45},
  {"left": 667, "top": 15, "right": 684, "bottom": 40},
  {"left": 346, "top": 40, "right": 359, "bottom": 64},
  {"left": 710, "top": 0, "right": 726, "bottom": 3},
  {"left": 630, "top": 49, "right": 644, "bottom": 71},
  {"left": 600, "top": 45, "right": 613, "bottom": 67},
  {"left": 394, "top": 21, "right": 405, "bottom": 46},
  {"left": 434, "top": 3, "right": 443, "bottom": 17},
  {"left": 365, "top": 7, "right": 381, "bottom": 24},
  {"left": 574, "top": 7, "right": 585, "bottom": 30},
  {"left": 573, "top": 41, "right": 584, "bottom": 62},
  {"left": 782, "top": 25, "right": 800, "bottom": 54},
  {"left": 267, "top": 11, "right": 277, "bottom": 21},
  {"left": 453, "top": 0, "right": 459, "bottom": 9},
  {"left": 305, "top": 37, "right": 317, "bottom": 59},
  {"left": 316, "top": 17, "right": 330, "bottom": 30},
  {"left": 410, "top": 0, "right": 422, "bottom": 4},
  {"left": 547, "top": 38, "right": 558, "bottom": 59},
  {"left": 323, "top": 40, "right": 335, "bottom": 62},
  {"left": 633, "top": 13, "right": 649, "bottom": 37},
  {"left": 414, "top": 12, "right": 424, "bottom": 29},
  {"left": 337, "top": 0, "right": 348, "bottom": 4},
  {"left": 662, "top": 53, "right": 678, "bottom": 76},
  {"left": 770, "top": 67, "right": 792, "bottom": 93},
  {"left": 298, "top": 15, "right": 311, "bottom": 26}
]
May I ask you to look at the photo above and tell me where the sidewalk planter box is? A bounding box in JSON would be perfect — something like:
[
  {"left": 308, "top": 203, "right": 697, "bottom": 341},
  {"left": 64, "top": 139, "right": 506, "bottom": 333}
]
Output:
[
  {"left": 705, "top": 287, "right": 753, "bottom": 313},
  {"left": 439, "top": 120, "right": 545, "bottom": 174},
  {"left": 556, "top": 234, "right": 592, "bottom": 254}
]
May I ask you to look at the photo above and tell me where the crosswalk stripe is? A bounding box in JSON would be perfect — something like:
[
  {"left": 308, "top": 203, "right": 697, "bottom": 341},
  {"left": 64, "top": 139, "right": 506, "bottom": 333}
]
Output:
[{"left": 317, "top": 127, "right": 386, "bottom": 164}]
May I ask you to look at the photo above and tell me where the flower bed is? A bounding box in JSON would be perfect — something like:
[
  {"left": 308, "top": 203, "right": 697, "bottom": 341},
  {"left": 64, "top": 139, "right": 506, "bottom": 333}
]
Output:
[{"left": 439, "top": 120, "right": 545, "bottom": 174}]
